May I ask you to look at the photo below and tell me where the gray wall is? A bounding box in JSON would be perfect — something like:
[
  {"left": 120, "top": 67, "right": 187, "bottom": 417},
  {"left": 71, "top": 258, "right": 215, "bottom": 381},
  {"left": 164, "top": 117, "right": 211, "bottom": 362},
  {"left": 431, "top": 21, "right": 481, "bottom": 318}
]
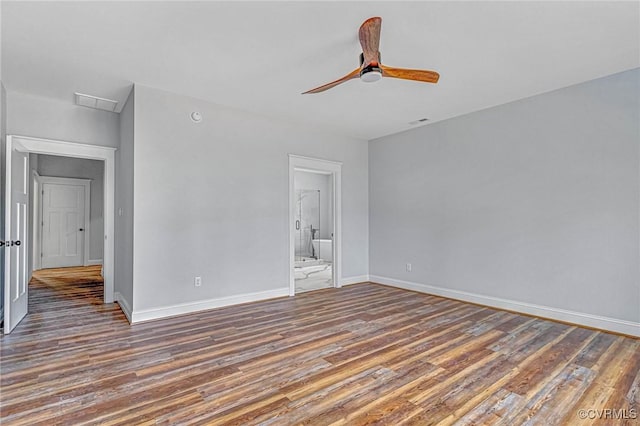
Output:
[
  {"left": 36, "top": 154, "right": 104, "bottom": 262},
  {"left": 116, "top": 89, "right": 134, "bottom": 308},
  {"left": 6, "top": 91, "right": 119, "bottom": 148},
  {"left": 369, "top": 69, "right": 640, "bottom": 323},
  {"left": 131, "top": 84, "right": 369, "bottom": 312}
]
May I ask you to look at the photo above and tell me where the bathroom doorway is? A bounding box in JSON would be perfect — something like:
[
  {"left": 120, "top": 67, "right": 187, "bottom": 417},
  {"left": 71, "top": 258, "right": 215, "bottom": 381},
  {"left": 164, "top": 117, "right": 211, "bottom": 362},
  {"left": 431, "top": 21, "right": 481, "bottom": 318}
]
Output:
[
  {"left": 294, "top": 179, "right": 332, "bottom": 292},
  {"left": 288, "top": 155, "right": 341, "bottom": 295}
]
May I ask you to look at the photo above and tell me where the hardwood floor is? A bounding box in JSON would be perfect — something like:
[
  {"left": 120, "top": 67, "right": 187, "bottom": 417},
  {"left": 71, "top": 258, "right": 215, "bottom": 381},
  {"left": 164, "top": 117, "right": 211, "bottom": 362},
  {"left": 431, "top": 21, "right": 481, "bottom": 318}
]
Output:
[{"left": 1, "top": 268, "right": 638, "bottom": 425}]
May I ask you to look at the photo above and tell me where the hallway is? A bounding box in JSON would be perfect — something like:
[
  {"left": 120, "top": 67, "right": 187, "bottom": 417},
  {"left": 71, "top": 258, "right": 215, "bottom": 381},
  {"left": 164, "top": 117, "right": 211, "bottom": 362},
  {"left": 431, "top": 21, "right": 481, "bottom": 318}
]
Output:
[
  {"left": 1, "top": 265, "right": 123, "bottom": 340},
  {"left": 28, "top": 266, "right": 106, "bottom": 314}
]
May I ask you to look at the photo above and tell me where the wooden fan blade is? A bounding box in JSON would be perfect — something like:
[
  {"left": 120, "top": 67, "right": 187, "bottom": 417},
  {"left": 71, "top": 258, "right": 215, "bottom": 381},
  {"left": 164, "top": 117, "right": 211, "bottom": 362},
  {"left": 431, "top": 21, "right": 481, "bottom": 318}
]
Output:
[
  {"left": 380, "top": 64, "right": 440, "bottom": 83},
  {"left": 359, "top": 17, "right": 382, "bottom": 66},
  {"left": 302, "top": 68, "right": 361, "bottom": 94}
]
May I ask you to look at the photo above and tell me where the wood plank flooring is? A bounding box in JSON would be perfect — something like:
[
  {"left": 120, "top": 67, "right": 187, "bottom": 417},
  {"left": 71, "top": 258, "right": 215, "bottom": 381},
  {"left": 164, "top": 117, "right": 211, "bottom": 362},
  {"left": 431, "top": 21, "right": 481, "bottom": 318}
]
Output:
[{"left": 1, "top": 267, "right": 638, "bottom": 425}]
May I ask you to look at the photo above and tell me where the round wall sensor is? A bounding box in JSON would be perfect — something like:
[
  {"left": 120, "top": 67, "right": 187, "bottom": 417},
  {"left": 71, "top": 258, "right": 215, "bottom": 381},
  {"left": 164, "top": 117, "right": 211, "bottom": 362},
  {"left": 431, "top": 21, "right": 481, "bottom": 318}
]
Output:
[{"left": 190, "top": 111, "right": 202, "bottom": 123}]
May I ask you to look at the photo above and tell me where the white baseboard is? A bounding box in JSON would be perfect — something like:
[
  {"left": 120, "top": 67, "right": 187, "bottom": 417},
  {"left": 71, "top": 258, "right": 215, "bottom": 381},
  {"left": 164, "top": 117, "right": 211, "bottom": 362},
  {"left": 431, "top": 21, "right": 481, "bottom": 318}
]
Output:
[
  {"left": 114, "top": 291, "right": 133, "bottom": 323},
  {"left": 341, "top": 275, "right": 370, "bottom": 286},
  {"left": 131, "top": 287, "right": 289, "bottom": 324},
  {"left": 87, "top": 259, "right": 103, "bottom": 266},
  {"left": 369, "top": 275, "right": 640, "bottom": 338}
]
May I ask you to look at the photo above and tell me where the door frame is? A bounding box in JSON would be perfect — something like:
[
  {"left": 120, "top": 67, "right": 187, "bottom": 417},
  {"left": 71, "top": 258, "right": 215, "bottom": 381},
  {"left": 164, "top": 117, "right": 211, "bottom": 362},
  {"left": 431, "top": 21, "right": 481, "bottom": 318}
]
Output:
[
  {"left": 288, "top": 154, "right": 342, "bottom": 296},
  {"left": 5, "top": 135, "right": 116, "bottom": 304},
  {"left": 31, "top": 170, "right": 41, "bottom": 272},
  {"left": 39, "top": 176, "right": 91, "bottom": 269}
]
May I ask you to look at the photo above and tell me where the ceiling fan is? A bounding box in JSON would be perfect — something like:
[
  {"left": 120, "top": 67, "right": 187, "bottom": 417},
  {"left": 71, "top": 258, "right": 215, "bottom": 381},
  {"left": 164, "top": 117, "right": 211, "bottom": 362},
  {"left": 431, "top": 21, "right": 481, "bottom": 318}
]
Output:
[{"left": 303, "top": 17, "right": 440, "bottom": 94}]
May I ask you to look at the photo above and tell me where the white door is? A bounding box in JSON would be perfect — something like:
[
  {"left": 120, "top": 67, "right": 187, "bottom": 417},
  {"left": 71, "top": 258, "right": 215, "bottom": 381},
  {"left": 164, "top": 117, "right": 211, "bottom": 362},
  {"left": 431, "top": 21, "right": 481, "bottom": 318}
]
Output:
[
  {"left": 4, "top": 141, "right": 29, "bottom": 333},
  {"left": 41, "top": 183, "right": 87, "bottom": 269}
]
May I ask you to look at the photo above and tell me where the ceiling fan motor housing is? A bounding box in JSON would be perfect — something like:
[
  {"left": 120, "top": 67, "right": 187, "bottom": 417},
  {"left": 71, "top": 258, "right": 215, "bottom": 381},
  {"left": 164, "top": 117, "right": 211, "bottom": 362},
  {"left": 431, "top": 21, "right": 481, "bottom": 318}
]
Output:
[{"left": 359, "top": 52, "right": 383, "bottom": 82}]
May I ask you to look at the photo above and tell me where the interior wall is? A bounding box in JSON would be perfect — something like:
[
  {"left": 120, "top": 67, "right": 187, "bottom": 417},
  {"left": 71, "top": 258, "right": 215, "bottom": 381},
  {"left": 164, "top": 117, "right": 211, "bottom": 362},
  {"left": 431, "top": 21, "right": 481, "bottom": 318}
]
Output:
[
  {"left": 131, "top": 84, "right": 369, "bottom": 313},
  {"left": 36, "top": 154, "right": 105, "bottom": 263},
  {"left": 369, "top": 68, "right": 640, "bottom": 324},
  {"left": 115, "top": 88, "right": 135, "bottom": 310},
  {"left": 294, "top": 171, "right": 332, "bottom": 240},
  {"left": 6, "top": 91, "right": 119, "bottom": 148}
]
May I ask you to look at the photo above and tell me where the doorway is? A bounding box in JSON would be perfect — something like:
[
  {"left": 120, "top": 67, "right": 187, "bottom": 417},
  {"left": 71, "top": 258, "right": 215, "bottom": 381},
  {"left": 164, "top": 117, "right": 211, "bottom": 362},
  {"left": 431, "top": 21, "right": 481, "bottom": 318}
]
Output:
[
  {"left": 40, "top": 177, "right": 91, "bottom": 269},
  {"left": 3, "top": 135, "right": 116, "bottom": 333},
  {"left": 33, "top": 154, "right": 106, "bottom": 271},
  {"left": 288, "top": 155, "right": 342, "bottom": 296},
  {"left": 294, "top": 173, "right": 333, "bottom": 292}
]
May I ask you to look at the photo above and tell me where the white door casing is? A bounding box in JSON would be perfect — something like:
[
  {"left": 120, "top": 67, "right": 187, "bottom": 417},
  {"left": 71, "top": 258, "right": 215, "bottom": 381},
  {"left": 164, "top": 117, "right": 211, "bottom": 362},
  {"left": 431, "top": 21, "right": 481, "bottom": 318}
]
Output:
[
  {"left": 4, "top": 139, "right": 30, "bottom": 333},
  {"left": 41, "top": 178, "right": 91, "bottom": 269},
  {"left": 32, "top": 172, "right": 42, "bottom": 271}
]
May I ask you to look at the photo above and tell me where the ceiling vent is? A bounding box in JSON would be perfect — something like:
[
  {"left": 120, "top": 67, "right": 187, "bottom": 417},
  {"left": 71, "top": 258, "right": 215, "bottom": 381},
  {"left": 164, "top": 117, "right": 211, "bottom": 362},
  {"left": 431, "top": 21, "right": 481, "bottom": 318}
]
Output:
[
  {"left": 409, "top": 118, "right": 429, "bottom": 125},
  {"left": 74, "top": 92, "right": 118, "bottom": 112}
]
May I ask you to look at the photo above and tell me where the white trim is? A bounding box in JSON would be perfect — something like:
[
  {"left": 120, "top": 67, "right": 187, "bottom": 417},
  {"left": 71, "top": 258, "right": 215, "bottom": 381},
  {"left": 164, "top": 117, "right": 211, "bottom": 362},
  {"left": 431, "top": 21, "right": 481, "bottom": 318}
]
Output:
[
  {"left": 4, "top": 138, "right": 12, "bottom": 331},
  {"left": 31, "top": 171, "right": 42, "bottom": 272},
  {"left": 289, "top": 154, "right": 342, "bottom": 166},
  {"left": 114, "top": 291, "right": 132, "bottom": 323},
  {"left": 370, "top": 275, "right": 640, "bottom": 337},
  {"left": 87, "top": 259, "right": 103, "bottom": 265},
  {"left": 289, "top": 154, "right": 342, "bottom": 297},
  {"left": 6, "top": 135, "right": 116, "bottom": 304},
  {"left": 39, "top": 176, "right": 91, "bottom": 268},
  {"left": 131, "top": 287, "right": 289, "bottom": 323},
  {"left": 341, "top": 275, "right": 370, "bottom": 286}
]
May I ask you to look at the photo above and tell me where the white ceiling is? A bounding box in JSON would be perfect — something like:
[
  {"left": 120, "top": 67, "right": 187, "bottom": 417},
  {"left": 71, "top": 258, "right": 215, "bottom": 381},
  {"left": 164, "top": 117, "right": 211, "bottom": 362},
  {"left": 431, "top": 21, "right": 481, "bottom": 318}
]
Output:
[{"left": 2, "top": 1, "right": 639, "bottom": 140}]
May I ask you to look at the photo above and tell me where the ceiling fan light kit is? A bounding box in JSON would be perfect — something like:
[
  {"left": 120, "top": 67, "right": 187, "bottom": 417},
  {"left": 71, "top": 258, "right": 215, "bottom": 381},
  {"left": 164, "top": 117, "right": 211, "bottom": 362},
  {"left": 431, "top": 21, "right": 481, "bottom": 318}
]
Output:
[
  {"left": 303, "top": 17, "right": 439, "bottom": 94},
  {"left": 360, "top": 71, "right": 382, "bottom": 83}
]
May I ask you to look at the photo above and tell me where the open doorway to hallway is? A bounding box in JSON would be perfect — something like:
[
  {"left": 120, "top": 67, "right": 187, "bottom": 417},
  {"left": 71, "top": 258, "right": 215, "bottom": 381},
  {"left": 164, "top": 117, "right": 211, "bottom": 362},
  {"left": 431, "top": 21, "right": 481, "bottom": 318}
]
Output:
[
  {"left": 26, "top": 154, "right": 106, "bottom": 321},
  {"left": 30, "top": 154, "right": 105, "bottom": 276},
  {"left": 3, "top": 135, "right": 116, "bottom": 333},
  {"left": 3, "top": 154, "right": 106, "bottom": 333}
]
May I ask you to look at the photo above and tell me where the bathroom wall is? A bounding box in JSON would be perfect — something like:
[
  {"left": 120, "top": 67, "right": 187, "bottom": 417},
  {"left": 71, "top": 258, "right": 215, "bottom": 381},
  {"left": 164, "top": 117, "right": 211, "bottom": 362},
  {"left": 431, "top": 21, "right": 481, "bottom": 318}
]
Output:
[{"left": 294, "top": 171, "right": 333, "bottom": 240}]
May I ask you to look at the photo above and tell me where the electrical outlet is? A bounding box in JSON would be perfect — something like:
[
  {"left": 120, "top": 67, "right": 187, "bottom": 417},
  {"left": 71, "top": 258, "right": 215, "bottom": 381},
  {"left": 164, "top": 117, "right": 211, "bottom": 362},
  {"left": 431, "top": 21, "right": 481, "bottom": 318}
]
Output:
[
  {"left": 194, "top": 276, "right": 202, "bottom": 287},
  {"left": 406, "top": 263, "right": 412, "bottom": 272}
]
